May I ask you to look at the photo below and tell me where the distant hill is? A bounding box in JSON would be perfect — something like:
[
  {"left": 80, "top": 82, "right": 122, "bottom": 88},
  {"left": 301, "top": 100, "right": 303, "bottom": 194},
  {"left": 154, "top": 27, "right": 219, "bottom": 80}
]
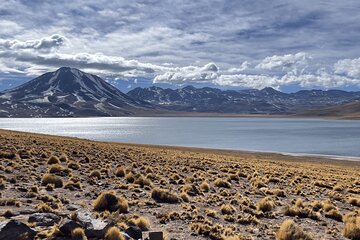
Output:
[
  {"left": 128, "top": 86, "right": 360, "bottom": 115},
  {"left": 299, "top": 100, "right": 360, "bottom": 119},
  {"left": 0, "top": 67, "right": 155, "bottom": 117}
]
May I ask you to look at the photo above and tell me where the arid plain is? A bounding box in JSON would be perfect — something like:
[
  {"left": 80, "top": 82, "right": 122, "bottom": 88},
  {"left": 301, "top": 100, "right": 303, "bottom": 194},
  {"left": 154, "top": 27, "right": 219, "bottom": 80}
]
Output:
[{"left": 0, "top": 129, "right": 359, "bottom": 240}]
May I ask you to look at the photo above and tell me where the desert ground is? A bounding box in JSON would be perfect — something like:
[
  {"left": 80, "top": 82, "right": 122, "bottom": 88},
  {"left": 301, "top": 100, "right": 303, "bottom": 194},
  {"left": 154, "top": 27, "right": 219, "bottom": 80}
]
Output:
[{"left": 0, "top": 129, "right": 359, "bottom": 240}]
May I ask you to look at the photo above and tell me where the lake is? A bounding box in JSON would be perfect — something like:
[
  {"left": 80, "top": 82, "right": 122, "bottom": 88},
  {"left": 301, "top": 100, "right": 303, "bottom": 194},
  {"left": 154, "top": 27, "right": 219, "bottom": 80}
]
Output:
[{"left": 0, "top": 117, "right": 359, "bottom": 158}]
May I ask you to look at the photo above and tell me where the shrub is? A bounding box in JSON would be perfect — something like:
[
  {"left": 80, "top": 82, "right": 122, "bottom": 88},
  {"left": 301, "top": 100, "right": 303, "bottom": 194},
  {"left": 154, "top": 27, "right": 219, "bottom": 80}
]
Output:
[
  {"left": 276, "top": 219, "right": 313, "bottom": 240},
  {"left": 200, "top": 181, "right": 210, "bottom": 192},
  {"left": 47, "top": 156, "right": 60, "bottom": 164},
  {"left": 134, "top": 175, "right": 151, "bottom": 188},
  {"left": 90, "top": 170, "right": 101, "bottom": 179},
  {"left": 41, "top": 173, "right": 63, "bottom": 188},
  {"left": 71, "top": 227, "right": 87, "bottom": 240},
  {"left": 151, "top": 187, "right": 179, "bottom": 203},
  {"left": 64, "top": 181, "right": 82, "bottom": 191},
  {"left": 343, "top": 213, "right": 360, "bottom": 239},
  {"left": 180, "top": 192, "right": 190, "bottom": 202},
  {"left": 221, "top": 204, "right": 235, "bottom": 215},
  {"left": 325, "top": 209, "right": 343, "bottom": 222},
  {"left": 257, "top": 197, "right": 275, "bottom": 212},
  {"left": 115, "top": 167, "right": 126, "bottom": 177},
  {"left": 49, "top": 164, "right": 66, "bottom": 174},
  {"left": 68, "top": 161, "right": 80, "bottom": 170},
  {"left": 214, "top": 178, "right": 231, "bottom": 188},
  {"left": 105, "top": 226, "right": 125, "bottom": 240},
  {"left": 93, "top": 191, "right": 128, "bottom": 213},
  {"left": 135, "top": 216, "right": 150, "bottom": 231},
  {"left": 348, "top": 197, "right": 360, "bottom": 207},
  {"left": 59, "top": 155, "right": 68, "bottom": 163}
]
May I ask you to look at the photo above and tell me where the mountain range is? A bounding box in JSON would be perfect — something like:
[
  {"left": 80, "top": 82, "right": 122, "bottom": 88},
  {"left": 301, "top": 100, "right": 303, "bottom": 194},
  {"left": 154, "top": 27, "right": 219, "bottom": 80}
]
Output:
[
  {"left": 0, "top": 67, "right": 359, "bottom": 118},
  {"left": 127, "top": 86, "right": 360, "bottom": 115}
]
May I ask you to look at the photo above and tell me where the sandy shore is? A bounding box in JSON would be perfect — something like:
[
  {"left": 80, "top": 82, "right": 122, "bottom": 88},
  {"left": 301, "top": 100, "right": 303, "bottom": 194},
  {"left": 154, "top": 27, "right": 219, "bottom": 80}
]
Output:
[{"left": 0, "top": 129, "right": 359, "bottom": 239}]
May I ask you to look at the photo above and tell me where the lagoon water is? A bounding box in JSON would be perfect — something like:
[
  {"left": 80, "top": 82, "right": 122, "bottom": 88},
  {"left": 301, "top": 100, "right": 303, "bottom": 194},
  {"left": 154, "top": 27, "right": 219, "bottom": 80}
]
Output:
[{"left": 0, "top": 117, "right": 360, "bottom": 158}]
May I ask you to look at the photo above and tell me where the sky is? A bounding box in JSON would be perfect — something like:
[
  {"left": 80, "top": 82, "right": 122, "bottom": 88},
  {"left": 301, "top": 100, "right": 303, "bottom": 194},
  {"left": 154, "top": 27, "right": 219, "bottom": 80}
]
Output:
[{"left": 1, "top": 0, "right": 360, "bottom": 92}]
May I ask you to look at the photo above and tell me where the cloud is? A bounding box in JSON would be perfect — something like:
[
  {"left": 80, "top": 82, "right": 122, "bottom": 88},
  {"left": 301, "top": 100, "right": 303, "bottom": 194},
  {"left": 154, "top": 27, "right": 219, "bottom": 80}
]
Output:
[
  {"left": 256, "top": 52, "right": 309, "bottom": 73},
  {"left": 1, "top": 34, "right": 357, "bottom": 90},
  {"left": 334, "top": 57, "right": 360, "bottom": 78},
  {"left": 0, "top": 34, "right": 67, "bottom": 51},
  {"left": 153, "top": 62, "right": 219, "bottom": 84},
  {"left": 215, "top": 74, "right": 278, "bottom": 89},
  {"left": 0, "top": 20, "right": 23, "bottom": 35},
  {"left": 227, "top": 61, "right": 250, "bottom": 73}
]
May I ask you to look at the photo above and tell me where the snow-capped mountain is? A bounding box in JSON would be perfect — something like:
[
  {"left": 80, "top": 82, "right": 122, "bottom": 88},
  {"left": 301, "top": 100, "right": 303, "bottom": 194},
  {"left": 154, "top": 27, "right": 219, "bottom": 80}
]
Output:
[{"left": 0, "top": 67, "right": 153, "bottom": 117}]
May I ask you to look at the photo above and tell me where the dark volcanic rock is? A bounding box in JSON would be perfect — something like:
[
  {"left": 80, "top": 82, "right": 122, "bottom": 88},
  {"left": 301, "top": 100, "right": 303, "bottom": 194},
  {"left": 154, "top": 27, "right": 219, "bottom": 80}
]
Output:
[
  {"left": 125, "top": 225, "right": 143, "bottom": 240},
  {"left": 28, "top": 213, "right": 61, "bottom": 226},
  {"left": 59, "top": 218, "right": 82, "bottom": 236},
  {"left": 0, "top": 219, "right": 36, "bottom": 240}
]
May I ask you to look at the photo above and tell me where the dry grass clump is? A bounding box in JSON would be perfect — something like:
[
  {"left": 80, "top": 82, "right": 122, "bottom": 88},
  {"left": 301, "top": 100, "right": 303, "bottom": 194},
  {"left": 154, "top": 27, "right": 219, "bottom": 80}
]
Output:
[
  {"left": 214, "top": 178, "right": 231, "bottom": 188},
  {"left": 257, "top": 197, "right": 275, "bottom": 212},
  {"left": 134, "top": 216, "right": 150, "bottom": 231},
  {"left": 47, "top": 156, "right": 60, "bottom": 164},
  {"left": 71, "top": 227, "right": 87, "bottom": 240},
  {"left": 49, "top": 164, "right": 69, "bottom": 174},
  {"left": 105, "top": 226, "right": 125, "bottom": 240},
  {"left": 151, "top": 187, "right": 179, "bottom": 203},
  {"left": 93, "top": 191, "right": 128, "bottom": 213},
  {"left": 200, "top": 181, "right": 210, "bottom": 192},
  {"left": 325, "top": 209, "right": 343, "bottom": 222},
  {"left": 41, "top": 173, "right": 63, "bottom": 188},
  {"left": 59, "top": 155, "right": 68, "bottom": 163},
  {"left": 348, "top": 197, "right": 360, "bottom": 207},
  {"left": 68, "top": 161, "right": 80, "bottom": 170},
  {"left": 276, "top": 219, "right": 313, "bottom": 240},
  {"left": 89, "top": 170, "right": 101, "bottom": 179},
  {"left": 3, "top": 209, "right": 13, "bottom": 218},
  {"left": 115, "top": 167, "right": 126, "bottom": 177},
  {"left": 221, "top": 204, "right": 236, "bottom": 215},
  {"left": 134, "top": 175, "right": 151, "bottom": 188},
  {"left": 343, "top": 212, "right": 360, "bottom": 240}
]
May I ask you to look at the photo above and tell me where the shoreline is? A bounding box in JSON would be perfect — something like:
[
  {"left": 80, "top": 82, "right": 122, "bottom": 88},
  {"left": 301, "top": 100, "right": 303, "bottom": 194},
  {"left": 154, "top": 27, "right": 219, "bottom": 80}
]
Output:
[
  {"left": 0, "top": 113, "right": 359, "bottom": 120},
  {"left": 1, "top": 128, "right": 359, "bottom": 167}
]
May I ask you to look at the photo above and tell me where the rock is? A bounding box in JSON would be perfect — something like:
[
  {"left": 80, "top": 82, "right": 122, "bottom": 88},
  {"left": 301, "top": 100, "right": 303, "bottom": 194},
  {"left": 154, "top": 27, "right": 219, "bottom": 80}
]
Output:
[
  {"left": 0, "top": 219, "right": 36, "bottom": 240},
  {"left": 75, "top": 209, "right": 112, "bottom": 238},
  {"left": 125, "top": 225, "right": 142, "bottom": 240},
  {"left": 59, "top": 219, "right": 82, "bottom": 236},
  {"left": 28, "top": 213, "right": 61, "bottom": 226},
  {"left": 149, "top": 231, "right": 164, "bottom": 240},
  {"left": 19, "top": 209, "right": 36, "bottom": 215},
  {"left": 66, "top": 204, "right": 81, "bottom": 211}
]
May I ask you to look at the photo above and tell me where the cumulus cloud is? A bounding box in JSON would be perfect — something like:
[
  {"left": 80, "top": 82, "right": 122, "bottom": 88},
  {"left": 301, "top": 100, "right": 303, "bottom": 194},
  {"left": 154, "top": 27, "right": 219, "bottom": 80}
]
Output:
[
  {"left": 0, "top": 33, "right": 359, "bottom": 90},
  {"left": 0, "top": 34, "right": 67, "bottom": 51},
  {"left": 215, "top": 74, "right": 278, "bottom": 89},
  {"left": 227, "top": 61, "right": 250, "bottom": 73},
  {"left": 256, "top": 52, "right": 309, "bottom": 73},
  {"left": 153, "top": 62, "right": 219, "bottom": 84},
  {"left": 334, "top": 57, "right": 360, "bottom": 78}
]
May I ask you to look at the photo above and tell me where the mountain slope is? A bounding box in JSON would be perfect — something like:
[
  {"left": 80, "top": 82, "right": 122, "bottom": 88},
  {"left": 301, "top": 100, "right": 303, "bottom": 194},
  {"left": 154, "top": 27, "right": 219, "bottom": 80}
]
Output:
[
  {"left": 0, "top": 67, "right": 154, "bottom": 117},
  {"left": 127, "top": 86, "right": 360, "bottom": 114},
  {"left": 300, "top": 100, "right": 360, "bottom": 119}
]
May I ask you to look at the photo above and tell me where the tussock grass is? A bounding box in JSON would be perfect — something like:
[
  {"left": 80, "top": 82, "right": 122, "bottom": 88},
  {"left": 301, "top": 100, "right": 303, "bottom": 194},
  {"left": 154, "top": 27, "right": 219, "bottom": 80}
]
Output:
[
  {"left": 151, "top": 187, "right": 179, "bottom": 203},
  {"left": 276, "top": 219, "right": 313, "bottom": 240},
  {"left": 41, "top": 173, "right": 63, "bottom": 188}
]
